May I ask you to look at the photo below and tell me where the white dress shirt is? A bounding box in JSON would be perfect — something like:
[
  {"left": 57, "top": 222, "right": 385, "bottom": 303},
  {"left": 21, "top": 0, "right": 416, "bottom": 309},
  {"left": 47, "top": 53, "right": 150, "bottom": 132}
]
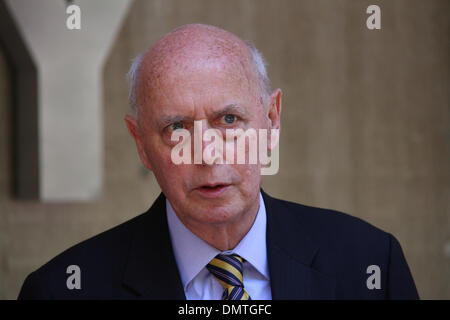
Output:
[{"left": 166, "top": 192, "right": 272, "bottom": 300}]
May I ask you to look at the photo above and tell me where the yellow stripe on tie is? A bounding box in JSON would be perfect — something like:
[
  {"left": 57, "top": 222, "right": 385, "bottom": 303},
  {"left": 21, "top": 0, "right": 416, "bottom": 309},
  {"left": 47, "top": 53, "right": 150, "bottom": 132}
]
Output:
[
  {"left": 208, "top": 258, "right": 243, "bottom": 284},
  {"left": 206, "top": 253, "right": 252, "bottom": 300}
]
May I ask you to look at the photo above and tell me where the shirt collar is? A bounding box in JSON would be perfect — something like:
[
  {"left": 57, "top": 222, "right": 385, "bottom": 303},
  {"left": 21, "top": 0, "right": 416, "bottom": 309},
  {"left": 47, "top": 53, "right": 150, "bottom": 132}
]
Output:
[{"left": 166, "top": 192, "right": 269, "bottom": 291}]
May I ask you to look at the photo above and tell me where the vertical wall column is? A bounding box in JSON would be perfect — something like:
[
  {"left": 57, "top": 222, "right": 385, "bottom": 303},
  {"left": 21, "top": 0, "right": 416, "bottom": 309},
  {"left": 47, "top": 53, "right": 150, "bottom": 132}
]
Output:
[{"left": 1, "top": 0, "right": 132, "bottom": 201}]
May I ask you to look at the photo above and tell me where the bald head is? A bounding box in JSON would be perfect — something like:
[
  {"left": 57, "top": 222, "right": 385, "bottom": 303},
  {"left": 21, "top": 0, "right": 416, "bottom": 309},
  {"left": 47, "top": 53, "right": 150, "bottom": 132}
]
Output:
[{"left": 127, "top": 24, "right": 271, "bottom": 118}]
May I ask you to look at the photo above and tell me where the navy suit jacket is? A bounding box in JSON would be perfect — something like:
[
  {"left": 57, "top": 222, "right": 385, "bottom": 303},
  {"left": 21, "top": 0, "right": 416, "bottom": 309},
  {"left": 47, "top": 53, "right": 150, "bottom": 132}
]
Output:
[{"left": 18, "top": 190, "right": 419, "bottom": 299}]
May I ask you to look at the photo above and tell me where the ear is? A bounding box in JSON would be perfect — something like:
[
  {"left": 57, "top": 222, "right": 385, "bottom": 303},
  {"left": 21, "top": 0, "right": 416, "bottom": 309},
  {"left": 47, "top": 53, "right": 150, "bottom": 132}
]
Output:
[
  {"left": 266, "top": 89, "right": 282, "bottom": 151},
  {"left": 267, "top": 88, "right": 282, "bottom": 130},
  {"left": 124, "top": 115, "right": 153, "bottom": 171}
]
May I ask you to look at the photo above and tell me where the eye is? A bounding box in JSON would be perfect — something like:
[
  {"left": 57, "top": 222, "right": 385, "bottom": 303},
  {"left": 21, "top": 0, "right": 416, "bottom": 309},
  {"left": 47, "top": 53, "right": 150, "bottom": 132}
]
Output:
[
  {"left": 223, "top": 114, "right": 236, "bottom": 124},
  {"left": 169, "top": 122, "right": 184, "bottom": 131}
]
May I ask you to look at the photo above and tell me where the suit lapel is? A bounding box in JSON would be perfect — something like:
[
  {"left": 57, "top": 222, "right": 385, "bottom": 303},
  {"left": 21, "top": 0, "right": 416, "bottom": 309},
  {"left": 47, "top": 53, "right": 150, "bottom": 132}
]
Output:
[
  {"left": 122, "top": 193, "right": 186, "bottom": 299},
  {"left": 262, "top": 190, "right": 337, "bottom": 299}
]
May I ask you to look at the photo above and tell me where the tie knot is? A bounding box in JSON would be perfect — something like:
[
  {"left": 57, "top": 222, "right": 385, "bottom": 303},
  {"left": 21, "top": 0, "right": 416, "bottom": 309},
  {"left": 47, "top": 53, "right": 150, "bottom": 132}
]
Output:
[{"left": 206, "top": 254, "right": 245, "bottom": 289}]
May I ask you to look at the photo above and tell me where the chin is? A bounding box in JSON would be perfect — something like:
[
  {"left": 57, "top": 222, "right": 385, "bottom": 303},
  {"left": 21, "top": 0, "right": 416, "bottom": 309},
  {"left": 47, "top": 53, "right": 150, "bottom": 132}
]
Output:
[{"left": 192, "top": 202, "right": 242, "bottom": 225}]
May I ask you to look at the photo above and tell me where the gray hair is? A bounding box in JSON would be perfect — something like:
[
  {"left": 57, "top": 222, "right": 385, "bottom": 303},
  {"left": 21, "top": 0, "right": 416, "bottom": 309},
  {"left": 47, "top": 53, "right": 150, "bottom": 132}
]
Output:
[
  {"left": 126, "top": 41, "right": 271, "bottom": 118},
  {"left": 243, "top": 40, "right": 272, "bottom": 104},
  {"left": 126, "top": 52, "right": 145, "bottom": 118}
]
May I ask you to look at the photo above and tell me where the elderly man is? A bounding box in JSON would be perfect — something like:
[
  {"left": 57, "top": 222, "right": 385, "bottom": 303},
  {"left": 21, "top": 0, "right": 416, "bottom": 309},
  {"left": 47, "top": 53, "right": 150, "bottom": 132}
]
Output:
[{"left": 18, "top": 24, "right": 418, "bottom": 300}]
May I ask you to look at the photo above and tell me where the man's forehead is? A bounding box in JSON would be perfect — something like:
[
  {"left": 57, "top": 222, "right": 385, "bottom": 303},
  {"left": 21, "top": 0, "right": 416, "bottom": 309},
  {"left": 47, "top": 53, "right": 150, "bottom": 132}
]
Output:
[
  {"left": 135, "top": 24, "right": 260, "bottom": 119},
  {"left": 139, "top": 24, "right": 252, "bottom": 89}
]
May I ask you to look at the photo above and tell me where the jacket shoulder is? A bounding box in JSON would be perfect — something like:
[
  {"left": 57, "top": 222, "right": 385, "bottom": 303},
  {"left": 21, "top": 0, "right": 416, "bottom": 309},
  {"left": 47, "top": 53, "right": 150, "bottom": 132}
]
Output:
[
  {"left": 264, "top": 194, "right": 418, "bottom": 299},
  {"left": 18, "top": 210, "right": 149, "bottom": 299},
  {"left": 267, "top": 195, "right": 391, "bottom": 245},
  {"left": 265, "top": 195, "right": 392, "bottom": 279}
]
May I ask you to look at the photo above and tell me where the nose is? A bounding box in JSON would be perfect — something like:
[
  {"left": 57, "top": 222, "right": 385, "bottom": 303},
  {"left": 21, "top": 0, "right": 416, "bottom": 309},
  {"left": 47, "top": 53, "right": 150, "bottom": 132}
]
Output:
[{"left": 193, "top": 119, "right": 224, "bottom": 165}]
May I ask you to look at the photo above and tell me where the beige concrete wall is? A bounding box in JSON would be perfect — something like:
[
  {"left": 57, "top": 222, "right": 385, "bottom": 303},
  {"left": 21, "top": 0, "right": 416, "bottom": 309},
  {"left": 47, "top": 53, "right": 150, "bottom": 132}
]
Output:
[{"left": 1, "top": 0, "right": 449, "bottom": 299}]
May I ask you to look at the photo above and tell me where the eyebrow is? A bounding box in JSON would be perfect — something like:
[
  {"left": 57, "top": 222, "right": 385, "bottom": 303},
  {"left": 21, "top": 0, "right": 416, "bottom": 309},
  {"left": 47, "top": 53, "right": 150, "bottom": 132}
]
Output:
[
  {"left": 211, "top": 104, "right": 248, "bottom": 118},
  {"left": 159, "top": 115, "right": 192, "bottom": 126},
  {"left": 158, "top": 104, "right": 248, "bottom": 126}
]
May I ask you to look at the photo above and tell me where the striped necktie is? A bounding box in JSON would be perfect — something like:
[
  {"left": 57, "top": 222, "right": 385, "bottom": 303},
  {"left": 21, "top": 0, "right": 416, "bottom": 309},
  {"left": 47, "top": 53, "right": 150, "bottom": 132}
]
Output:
[{"left": 206, "top": 253, "right": 251, "bottom": 300}]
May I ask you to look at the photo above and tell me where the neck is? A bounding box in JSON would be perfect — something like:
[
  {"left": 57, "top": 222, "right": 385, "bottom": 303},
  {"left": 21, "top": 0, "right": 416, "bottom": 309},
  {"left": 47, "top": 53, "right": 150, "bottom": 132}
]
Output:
[{"left": 180, "top": 197, "right": 260, "bottom": 251}]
